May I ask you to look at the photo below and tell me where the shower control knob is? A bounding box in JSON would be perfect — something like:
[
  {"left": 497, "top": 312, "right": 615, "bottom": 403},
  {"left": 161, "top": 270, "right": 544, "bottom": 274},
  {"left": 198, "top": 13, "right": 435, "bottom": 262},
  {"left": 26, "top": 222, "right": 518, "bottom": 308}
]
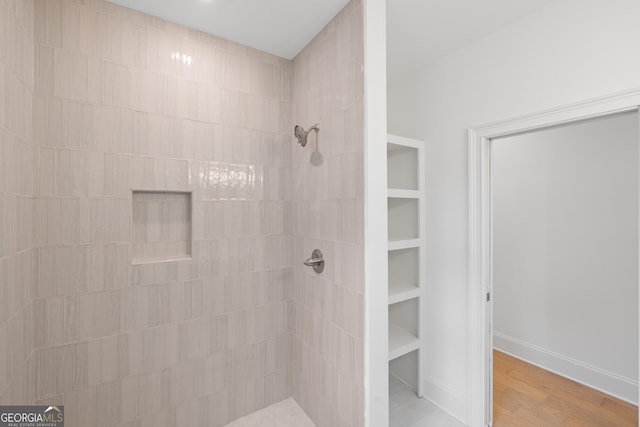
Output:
[{"left": 303, "top": 249, "right": 324, "bottom": 273}]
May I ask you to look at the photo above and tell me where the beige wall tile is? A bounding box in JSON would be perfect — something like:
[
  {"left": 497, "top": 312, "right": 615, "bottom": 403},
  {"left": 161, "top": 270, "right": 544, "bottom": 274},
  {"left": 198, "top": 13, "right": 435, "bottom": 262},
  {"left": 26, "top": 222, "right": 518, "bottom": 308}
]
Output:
[
  {"left": 290, "top": 1, "right": 364, "bottom": 425},
  {"left": 53, "top": 49, "right": 71, "bottom": 98},
  {"left": 44, "top": 0, "right": 63, "bottom": 48},
  {"left": 0, "top": 65, "right": 5, "bottom": 129},
  {"left": 45, "top": 297, "right": 63, "bottom": 347},
  {"left": 2, "top": 0, "right": 363, "bottom": 425},
  {"left": 36, "top": 149, "right": 54, "bottom": 197},
  {"left": 39, "top": 346, "right": 57, "bottom": 398},
  {"left": 70, "top": 53, "right": 88, "bottom": 101},
  {"left": 87, "top": 338, "right": 103, "bottom": 386},
  {"left": 76, "top": 383, "right": 96, "bottom": 426},
  {"left": 37, "top": 45, "right": 54, "bottom": 95},
  {"left": 57, "top": 344, "right": 74, "bottom": 394}
]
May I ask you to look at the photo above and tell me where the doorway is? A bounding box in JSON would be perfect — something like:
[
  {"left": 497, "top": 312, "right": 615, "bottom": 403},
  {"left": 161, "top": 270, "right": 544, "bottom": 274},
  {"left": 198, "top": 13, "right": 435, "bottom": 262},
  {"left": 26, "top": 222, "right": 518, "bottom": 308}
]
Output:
[
  {"left": 467, "top": 89, "right": 640, "bottom": 427},
  {"left": 491, "top": 112, "right": 638, "bottom": 426}
]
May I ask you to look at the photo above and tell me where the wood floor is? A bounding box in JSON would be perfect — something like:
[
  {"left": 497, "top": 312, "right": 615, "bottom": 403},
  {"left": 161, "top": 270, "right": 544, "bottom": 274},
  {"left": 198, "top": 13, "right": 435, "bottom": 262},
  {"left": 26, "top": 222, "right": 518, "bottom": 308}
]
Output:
[{"left": 493, "top": 350, "right": 638, "bottom": 427}]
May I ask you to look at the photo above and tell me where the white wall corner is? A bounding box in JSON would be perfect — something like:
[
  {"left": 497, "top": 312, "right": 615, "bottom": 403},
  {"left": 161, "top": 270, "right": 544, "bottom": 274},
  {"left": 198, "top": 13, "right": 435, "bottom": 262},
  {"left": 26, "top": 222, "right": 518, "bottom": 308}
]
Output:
[
  {"left": 363, "top": 0, "right": 389, "bottom": 425},
  {"left": 421, "top": 376, "right": 468, "bottom": 425}
]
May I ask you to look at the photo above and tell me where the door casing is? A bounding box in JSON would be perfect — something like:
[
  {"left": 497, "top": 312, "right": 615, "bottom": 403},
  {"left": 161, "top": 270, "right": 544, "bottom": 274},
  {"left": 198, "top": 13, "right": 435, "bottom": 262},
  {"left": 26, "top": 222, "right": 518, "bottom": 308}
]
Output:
[{"left": 467, "top": 88, "right": 640, "bottom": 427}]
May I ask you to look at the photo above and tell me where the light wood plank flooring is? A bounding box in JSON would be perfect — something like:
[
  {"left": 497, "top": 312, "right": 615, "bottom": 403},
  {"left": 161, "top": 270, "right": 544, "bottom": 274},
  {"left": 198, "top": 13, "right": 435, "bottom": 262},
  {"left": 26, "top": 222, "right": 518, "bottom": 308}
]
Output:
[{"left": 494, "top": 350, "right": 638, "bottom": 427}]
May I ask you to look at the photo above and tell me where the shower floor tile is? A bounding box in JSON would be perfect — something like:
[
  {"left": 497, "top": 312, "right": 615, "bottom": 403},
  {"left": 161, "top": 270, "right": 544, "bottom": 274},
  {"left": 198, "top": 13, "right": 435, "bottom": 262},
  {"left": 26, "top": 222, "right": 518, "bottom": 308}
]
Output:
[{"left": 224, "top": 397, "right": 315, "bottom": 427}]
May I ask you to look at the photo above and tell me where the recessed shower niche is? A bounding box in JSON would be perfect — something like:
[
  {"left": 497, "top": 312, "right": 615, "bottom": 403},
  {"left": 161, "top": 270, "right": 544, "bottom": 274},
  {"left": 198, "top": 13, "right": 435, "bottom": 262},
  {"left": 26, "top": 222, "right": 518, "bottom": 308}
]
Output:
[{"left": 132, "top": 191, "right": 192, "bottom": 263}]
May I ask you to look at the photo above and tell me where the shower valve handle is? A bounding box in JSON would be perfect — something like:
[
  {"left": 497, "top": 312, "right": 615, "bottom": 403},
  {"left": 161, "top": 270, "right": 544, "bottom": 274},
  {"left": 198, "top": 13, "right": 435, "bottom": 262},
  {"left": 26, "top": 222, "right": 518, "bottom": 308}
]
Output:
[
  {"left": 303, "top": 249, "right": 324, "bottom": 273},
  {"left": 303, "top": 257, "right": 323, "bottom": 266}
]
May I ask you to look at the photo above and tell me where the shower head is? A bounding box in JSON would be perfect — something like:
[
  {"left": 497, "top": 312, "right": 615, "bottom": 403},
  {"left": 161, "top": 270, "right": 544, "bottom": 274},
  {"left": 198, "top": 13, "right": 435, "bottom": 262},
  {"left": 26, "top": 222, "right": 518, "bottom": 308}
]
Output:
[{"left": 294, "top": 124, "right": 319, "bottom": 147}]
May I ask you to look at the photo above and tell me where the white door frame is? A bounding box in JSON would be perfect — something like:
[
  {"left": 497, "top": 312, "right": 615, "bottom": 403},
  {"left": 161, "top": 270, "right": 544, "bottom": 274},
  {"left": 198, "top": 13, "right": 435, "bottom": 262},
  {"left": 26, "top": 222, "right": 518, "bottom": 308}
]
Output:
[{"left": 467, "top": 88, "right": 640, "bottom": 427}]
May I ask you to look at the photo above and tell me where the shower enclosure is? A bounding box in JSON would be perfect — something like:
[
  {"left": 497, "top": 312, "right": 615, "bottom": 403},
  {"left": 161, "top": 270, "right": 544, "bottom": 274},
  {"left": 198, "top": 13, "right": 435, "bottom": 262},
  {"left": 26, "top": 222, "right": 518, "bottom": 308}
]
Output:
[{"left": 0, "top": 0, "right": 369, "bottom": 426}]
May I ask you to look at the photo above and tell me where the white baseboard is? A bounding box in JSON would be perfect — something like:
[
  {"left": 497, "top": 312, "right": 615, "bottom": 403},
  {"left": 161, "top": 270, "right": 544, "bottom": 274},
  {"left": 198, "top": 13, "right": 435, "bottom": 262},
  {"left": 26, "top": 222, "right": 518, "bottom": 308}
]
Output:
[
  {"left": 421, "top": 375, "right": 467, "bottom": 425},
  {"left": 494, "top": 332, "right": 638, "bottom": 405}
]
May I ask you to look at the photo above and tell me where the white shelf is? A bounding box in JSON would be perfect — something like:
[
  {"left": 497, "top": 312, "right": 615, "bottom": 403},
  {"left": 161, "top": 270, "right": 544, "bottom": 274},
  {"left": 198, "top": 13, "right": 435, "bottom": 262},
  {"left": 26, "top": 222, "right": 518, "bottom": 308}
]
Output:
[
  {"left": 388, "top": 189, "right": 420, "bottom": 199},
  {"left": 387, "top": 133, "right": 424, "bottom": 398},
  {"left": 389, "top": 281, "right": 420, "bottom": 305},
  {"left": 388, "top": 239, "right": 420, "bottom": 251},
  {"left": 389, "top": 322, "right": 420, "bottom": 361},
  {"left": 387, "top": 141, "right": 419, "bottom": 191},
  {"left": 388, "top": 198, "right": 419, "bottom": 241},
  {"left": 387, "top": 134, "right": 423, "bottom": 150}
]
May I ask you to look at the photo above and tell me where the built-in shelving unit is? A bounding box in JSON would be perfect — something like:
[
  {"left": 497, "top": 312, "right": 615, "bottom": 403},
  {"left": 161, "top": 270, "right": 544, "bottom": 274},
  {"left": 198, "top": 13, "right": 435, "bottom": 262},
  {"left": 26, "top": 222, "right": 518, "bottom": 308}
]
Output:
[
  {"left": 389, "top": 322, "right": 420, "bottom": 360},
  {"left": 387, "top": 134, "right": 424, "bottom": 399},
  {"left": 387, "top": 189, "right": 420, "bottom": 199},
  {"left": 388, "top": 246, "right": 420, "bottom": 305},
  {"left": 387, "top": 239, "right": 420, "bottom": 251}
]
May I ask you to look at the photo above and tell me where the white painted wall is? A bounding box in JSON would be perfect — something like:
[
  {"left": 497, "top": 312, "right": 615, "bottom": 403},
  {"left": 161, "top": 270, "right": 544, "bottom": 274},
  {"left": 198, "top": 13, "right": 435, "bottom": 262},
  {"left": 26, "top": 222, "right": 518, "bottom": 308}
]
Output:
[
  {"left": 364, "top": 0, "right": 390, "bottom": 425},
  {"left": 493, "top": 113, "right": 639, "bottom": 403},
  {"left": 387, "top": 0, "right": 640, "bottom": 421}
]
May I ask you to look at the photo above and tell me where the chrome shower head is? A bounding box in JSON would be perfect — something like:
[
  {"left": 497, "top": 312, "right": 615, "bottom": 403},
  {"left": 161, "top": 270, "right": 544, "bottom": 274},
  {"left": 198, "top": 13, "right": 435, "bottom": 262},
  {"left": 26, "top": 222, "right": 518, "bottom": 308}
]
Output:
[{"left": 294, "top": 124, "right": 319, "bottom": 147}]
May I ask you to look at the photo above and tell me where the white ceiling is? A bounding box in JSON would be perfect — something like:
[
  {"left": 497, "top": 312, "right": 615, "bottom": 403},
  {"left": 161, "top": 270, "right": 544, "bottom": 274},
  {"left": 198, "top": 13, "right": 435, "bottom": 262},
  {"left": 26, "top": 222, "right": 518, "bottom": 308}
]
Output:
[
  {"left": 106, "top": 0, "right": 350, "bottom": 60},
  {"left": 108, "top": 0, "right": 556, "bottom": 80},
  {"left": 386, "top": 0, "right": 557, "bottom": 82}
]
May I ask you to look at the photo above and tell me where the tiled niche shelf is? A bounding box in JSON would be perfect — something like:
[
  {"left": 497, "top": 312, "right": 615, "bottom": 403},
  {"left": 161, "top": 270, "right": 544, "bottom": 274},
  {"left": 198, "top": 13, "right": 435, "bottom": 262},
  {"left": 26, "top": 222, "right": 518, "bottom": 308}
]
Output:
[{"left": 132, "top": 191, "right": 192, "bottom": 264}]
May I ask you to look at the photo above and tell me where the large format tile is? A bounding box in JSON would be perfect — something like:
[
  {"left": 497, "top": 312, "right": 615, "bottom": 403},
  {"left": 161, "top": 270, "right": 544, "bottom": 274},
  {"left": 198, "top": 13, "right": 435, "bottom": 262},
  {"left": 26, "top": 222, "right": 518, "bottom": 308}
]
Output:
[
  {"left": 390, "top": 375, "right": 465, "bottom": 427},
  {"left": 224, "top": 397, "right": 315, "bottom": 427}
]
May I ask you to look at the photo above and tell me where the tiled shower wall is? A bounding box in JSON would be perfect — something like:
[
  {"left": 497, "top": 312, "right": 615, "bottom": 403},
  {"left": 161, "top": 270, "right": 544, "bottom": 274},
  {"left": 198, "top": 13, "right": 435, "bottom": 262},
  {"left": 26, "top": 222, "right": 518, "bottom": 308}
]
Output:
[
  {"left": 289, "top": 1, "right": 365, "bottom": 426},
  {"left": 30, "top": 0, "right": 293, "bottom": 425},
  {"left": 0, "top": 0, "right": 365, "bottom": 425},
  {"left": 0, "top": 0, "right": 37, "bottom": 405}
]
